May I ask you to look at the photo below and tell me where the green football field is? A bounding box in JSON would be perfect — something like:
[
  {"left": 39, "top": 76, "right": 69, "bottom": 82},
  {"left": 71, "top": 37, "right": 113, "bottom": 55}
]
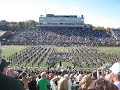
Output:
[
  {"left": 2, "top": 45, "right": 120, "bottom": 56},
  {"left": 1, "top": 45, "right": 120, "bottom": 69},
  {"left": 2, "top": 45, "right": 27, "bottom": 57},
  {"left": 98, "top": 46, "right": 120, "bottom": 55}
]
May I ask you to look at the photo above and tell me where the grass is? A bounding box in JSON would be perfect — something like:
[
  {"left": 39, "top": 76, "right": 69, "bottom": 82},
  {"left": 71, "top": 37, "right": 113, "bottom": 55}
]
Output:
[
  {"left": 53, "top": 46, "right": 76, "bottom": 52},
  {"left": 1, "top": 45, "right": 120, "bottom": 69},
  {"left": 2, "top": 45, "right": 27, "bottom": 57},
  {"left": 97, "top": 46, "right": 120, "bottom": 55}
]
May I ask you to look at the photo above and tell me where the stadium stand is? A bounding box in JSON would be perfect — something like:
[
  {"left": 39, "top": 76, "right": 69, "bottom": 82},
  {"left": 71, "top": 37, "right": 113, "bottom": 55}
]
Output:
[
  {"left": 111, "top": 29, "right": 120, "bottom": 44},
  {"left": 6, "top": 27, "right": 116, "bottom": 46},
  {"left": 2, "top": 14, "right": 118, "bottom": 46}
]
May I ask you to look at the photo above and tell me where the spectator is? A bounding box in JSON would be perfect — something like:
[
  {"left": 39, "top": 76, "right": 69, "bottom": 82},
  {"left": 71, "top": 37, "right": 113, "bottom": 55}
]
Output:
[
  {"left": 37, "top": 72, "right": 50, "bottom": 90},
  {"left": 78, "top": 75, "right": 92, "bottom": 90},
  {"left": 64, "top": 74, "right": 72, "bottom": 90},
  {"left": 105, "top": 62, "right": 120, "bottom": 90},
  {"left": 21, "top": 72, "right": 31, "bottom": 90},
  {"left": 50, "top": 75, "right": 61, "bottom": 90},
  {"left": 58, "top": 77, "right": 68, "bottom": 90},
  {"left": 28, "top": 73, "right": 37, "bottom": 90},
  {"left": 88, "top": 77, "right": 118, "bottom": 90},
  {"left": 0, "top": 58, "right": 24, "bottom": 90},
  {"left": 6, "top": 68, "right": 18, "bottom": 77}
]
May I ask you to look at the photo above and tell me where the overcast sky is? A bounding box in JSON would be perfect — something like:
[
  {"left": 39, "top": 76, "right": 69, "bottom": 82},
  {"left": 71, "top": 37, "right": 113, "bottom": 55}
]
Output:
[{"left": 0, "top": 0, "right": 120, "bottom": 28}]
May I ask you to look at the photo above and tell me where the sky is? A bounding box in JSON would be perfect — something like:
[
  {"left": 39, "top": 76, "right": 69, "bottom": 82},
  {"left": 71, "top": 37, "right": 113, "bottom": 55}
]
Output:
[{"left": 0, "top": 0, "right": 120, "bottom": 28}]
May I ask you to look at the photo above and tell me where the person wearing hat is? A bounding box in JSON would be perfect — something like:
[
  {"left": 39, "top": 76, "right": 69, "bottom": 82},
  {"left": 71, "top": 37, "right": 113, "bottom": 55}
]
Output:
[
  {"left": 0, "top": 48, "right": 24, "bottom": 90},
  {"left": 105, "top": 62, "right": 120, "bottom": 90},
  {"left": 0, "top": 59, "right": 10, "bottom": 75}
]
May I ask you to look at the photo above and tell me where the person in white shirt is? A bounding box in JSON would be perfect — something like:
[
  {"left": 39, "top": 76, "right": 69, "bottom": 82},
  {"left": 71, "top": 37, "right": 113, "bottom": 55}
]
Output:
[{"left": 105, "top": 62, "right": 120, "bottom": 90}]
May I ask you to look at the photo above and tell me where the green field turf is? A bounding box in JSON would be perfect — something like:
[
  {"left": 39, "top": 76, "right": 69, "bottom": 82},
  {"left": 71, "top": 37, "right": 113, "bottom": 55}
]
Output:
[
  {"left": 97, "top": 46, "right": 120, "bottom": 55},
  {"left": 2, "top": 45, "right": 120, "bottom": 57},
  {"left": 1, "top": 45, "right": 120, "bottom": 69},
  {"left": 53, "top": 46, "right": 77, "bottom": 52},
  {"left": 2, "top": 45, "right": 27, "bottom": 57}
]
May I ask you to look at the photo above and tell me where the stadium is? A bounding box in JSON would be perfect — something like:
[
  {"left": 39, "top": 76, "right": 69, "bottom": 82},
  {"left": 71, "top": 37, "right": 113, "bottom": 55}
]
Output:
[
  {"left": 1, "top": 0, "right": 120, "bottom": 89},
  {"left": 0, "top": 13, "right": 120, "bottom": 90},
  {"left": 0, "top": 13, "right": 120, "bottom": 70},
  {"left": 1, "top": 14, "right": 120, "bottom": 69}
]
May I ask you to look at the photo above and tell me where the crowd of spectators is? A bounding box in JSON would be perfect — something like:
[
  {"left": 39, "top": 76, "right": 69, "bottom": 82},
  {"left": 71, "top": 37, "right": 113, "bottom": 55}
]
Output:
[
  {"left": 6, "top": 27, "right": 117, "bottom": 46},
  {"left": 112, "top": 29, "right": 120, "bottom": 44},
  {"left": 1, "top": 56, "right": 120, "bottom": 90},
  {"left": 1, "top": 26, "right": 120, "bottom": 90}
]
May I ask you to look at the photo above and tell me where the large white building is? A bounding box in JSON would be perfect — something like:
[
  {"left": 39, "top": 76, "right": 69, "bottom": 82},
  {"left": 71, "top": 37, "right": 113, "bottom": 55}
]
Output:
[{"left": 39, "top": 14, "right": 84, "bottom": 27}]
